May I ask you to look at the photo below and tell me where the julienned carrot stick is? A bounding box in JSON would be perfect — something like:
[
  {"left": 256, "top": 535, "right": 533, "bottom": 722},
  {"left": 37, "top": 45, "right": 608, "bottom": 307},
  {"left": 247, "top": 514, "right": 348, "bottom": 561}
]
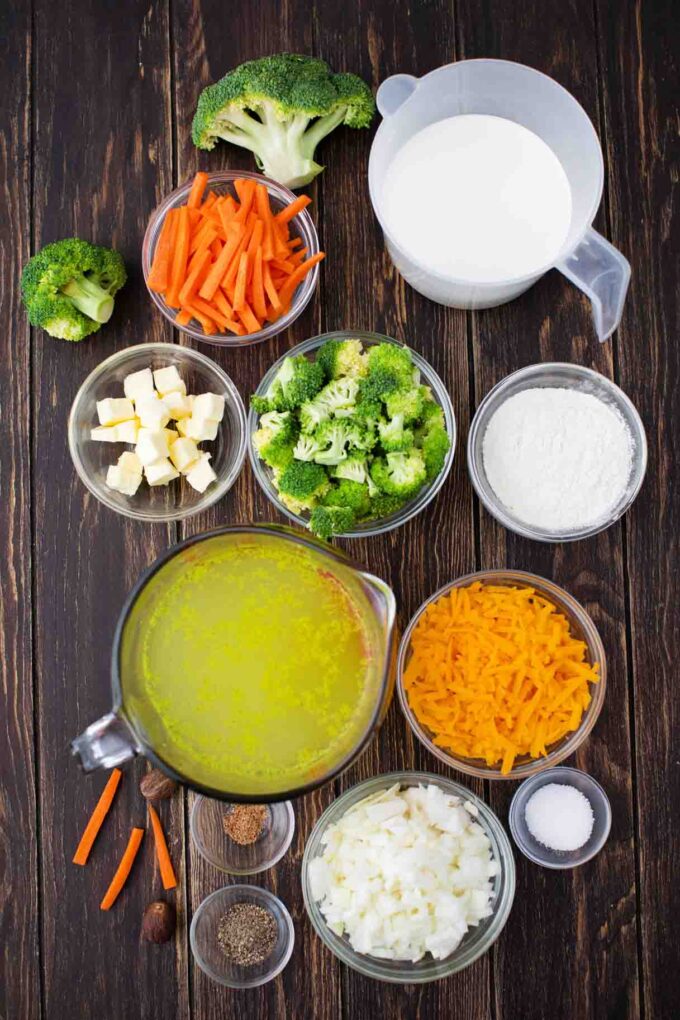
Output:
[
  {"left": 179, "top": 248, "right": 211, "bottom": 306},
  {"left": 147, "top": 804, "right": 178, "bottom": 891},
  {"left": 233, "top": 251, "right": 249, "bottom": 311},
  {"left": 176, "top": 309, "right": 192, "bottom": 326},
  {"left": 238, "top": 300, "right": 261, "bottom": 334},
  {"left": 213, "top": 287, "right": 234, "bottom": 320},
  {"left": 279, "top": 252, "right": 325, "bottom": 306},
  {"left": 184, "top": 302, "right": 216, "bottom": 334},
  {"left": 100, "top": 827, "right": 144, "bottom": 910},
  {"left": 275, "top": 194, "right": 311, "bottom": 224},
  {"left": 252, "top": 248, "right": 267, "bottom": 320},
  {"left": 234, "top": 179, "right": 256, "bottom": 220},
  {"left": 148, "top": 210, "right": 177, "bottom": 293},
  {"left": 72, "top": 768, "right": 122, "bottom": 866},
  {"left": 187, "top": 171, "right": 209, "bottom": 209},
  {"left": 166, "top": 205, "right": 191, "bottom": 308},
  {"left": 198, "top": 229, "right": 240, "bottom": 301}
]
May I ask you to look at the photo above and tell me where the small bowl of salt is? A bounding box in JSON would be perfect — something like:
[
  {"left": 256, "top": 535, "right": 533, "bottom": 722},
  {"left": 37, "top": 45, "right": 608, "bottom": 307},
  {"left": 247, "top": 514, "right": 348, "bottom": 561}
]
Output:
[{"left": 509, "top": 767, "right": 611, "bottom": 869}]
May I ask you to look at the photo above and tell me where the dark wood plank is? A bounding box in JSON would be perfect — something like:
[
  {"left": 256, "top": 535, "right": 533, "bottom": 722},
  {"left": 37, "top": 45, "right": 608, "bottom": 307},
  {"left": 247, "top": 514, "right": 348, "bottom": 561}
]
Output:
[
  {"left": 30, "top": 2, "right": 190, "bottom": 1017},
  {"left": 594, "top": 2, "right": 680, "bottom": 1017},
  {"left": 313, "top": 5, "right": 484, "bottom": 1020},
  {"left": 456, "top": 2, "right": 641, "bottom": 1018},
  {"left": 170, "top": 4, "right": 340, "bottom": 1018},
  {"left": 0, "top": 3, "right": 41, "bottom": 1019}
]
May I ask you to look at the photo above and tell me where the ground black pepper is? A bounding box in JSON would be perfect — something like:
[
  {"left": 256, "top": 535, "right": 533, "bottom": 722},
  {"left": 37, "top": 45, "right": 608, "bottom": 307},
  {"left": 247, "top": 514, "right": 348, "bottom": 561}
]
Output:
[{"left": 216, "top": 903, "right": 278, "bottom": 967}]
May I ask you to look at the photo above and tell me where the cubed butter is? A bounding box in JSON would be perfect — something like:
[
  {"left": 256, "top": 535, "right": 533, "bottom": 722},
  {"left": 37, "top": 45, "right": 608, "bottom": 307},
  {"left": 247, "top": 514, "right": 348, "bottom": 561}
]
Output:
[
  {"left": 184, "top": 416, "right": 219, "bottom": 442},
  {"left": 136, "top": 428, "right": 170, "bottom": 466},
  {"left": 136, "top": 394, "right": 171, "bottom": 430},
  {"left": 96, "top": 397, "right": 135, "bottom": 427},
  {"left": 144, "top": 458, "right": 180, "bottom": 486},
  {"left": 153, "top": 365, "right": 186, "bottom": 396},
  {"left": 169, "top": 437, "right": 200, "bottom": 473},
  {"left": 118, "top": 451, "right": 143, "bottom": 475},
  {"left": 185, "top": 454, "right": 217, "bottom": 493},
  {"left": 191, "top": 392, "right": 225, "bottom": 422},
  {"left": 105, "top": 452, "right": 143, "bottom": 496},
  {"left": 91, "top": 425, "right": 120, "bottom": 443},
  {"left": 115, "top": 418, "right": 140, "bottom": 444},
  {"left": 123, "top": 367, "right": 155, "bottom": 402},
  {"left": 163, "top": 390, "right": 192, "bottom": 419},
  {"left": 163, "top": 427, "right": 178, "bottom": 442}
]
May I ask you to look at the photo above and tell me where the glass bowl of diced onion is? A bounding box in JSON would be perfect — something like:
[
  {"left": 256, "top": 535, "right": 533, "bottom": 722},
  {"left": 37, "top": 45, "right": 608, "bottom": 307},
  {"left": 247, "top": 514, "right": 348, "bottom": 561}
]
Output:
[
  {"left": 68, "top": 342, "right": 247, "bottom": 522},
  {"left": 301, "top": 771, "right": 515, "bottom": 983},
  {"left": 397, "top": 570, "right": 607, "bottom": 781},
  {"left": 141, "top": 170, "right": 321, "bottom": 347}
]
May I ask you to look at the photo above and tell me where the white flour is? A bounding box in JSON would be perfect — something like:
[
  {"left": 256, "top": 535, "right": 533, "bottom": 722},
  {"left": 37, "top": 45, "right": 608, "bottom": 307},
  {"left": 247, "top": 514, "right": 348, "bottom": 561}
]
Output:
[{"left": 482, "top": 387, "right": 633, "bottom": 531}]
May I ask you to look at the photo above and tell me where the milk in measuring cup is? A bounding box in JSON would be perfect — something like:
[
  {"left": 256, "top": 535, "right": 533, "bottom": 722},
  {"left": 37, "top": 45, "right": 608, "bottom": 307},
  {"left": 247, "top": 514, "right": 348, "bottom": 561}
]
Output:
[{"left": 380, "top": 114, "right": 572, "bottom": 282}]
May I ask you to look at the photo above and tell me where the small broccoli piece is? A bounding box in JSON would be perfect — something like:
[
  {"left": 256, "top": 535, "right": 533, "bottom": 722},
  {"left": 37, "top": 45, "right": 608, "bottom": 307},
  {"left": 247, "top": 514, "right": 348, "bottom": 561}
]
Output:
[
  {"left": 313, "top": 420, "right": 353, "bottom": 465},
  {"left": 377, "top": 414, "right": 414, "bottom": 453},
  {"left": 323, "top": 478, "right": 371, "bottom": 516},
  {"left": 250, "top": 394, "right": 274, "bottom": 415},
  {"left": 359, "top": 367, "right": 401, "bottom": 404},
  {"left": 299, "top": 390, "right": 333, "bottom": 432},
  {"left": 369, "top": 491, "right": 408, "bottom": 518},
  {"left": 317, "top": 338, "right": 368, "bottom": 380},
  {"left": 419, "top": 397, "right": 445, "bottom": 429},
  {"left": 309, "top": 505, "right": 356, "bottom": 541},
  {"left": 252, "top": 410, "right": 298, "bottom": 470},
  {"left": 277, "top": 460, "right": 328, "bottom": 508},
  {"left": 370, "top": 450, "right": 427, "bottom": 498},
  {"left": 318, "top": 377, "right": 360, "bottom": 417},
  {"left": 385, "top": 387, "right": 424, "bottom": 423},
  {"left": 192, "top": 54, "right": 375, "bottom": 190},
  {"left": 258, "top": 355, "right": 325, "bottom": 411},
  {"left": 366, "top": 343, "right": 414, "bottom": 389},
  {"left": 421, "top": 423, "right": 451, "bottom": 480},
  {"left": 334, "top": 453, "right": 368, "bottom": 484},
  {"left": 21, "top": 238, "right": 126, "bottom": 341},
  {"left": 293, "top": 434, "right": 323, "bottom": 461}
]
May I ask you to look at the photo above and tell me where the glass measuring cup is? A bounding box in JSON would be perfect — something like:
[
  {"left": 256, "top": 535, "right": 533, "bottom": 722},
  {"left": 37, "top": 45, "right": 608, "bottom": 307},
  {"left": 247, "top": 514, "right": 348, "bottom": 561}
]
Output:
[
  {"left": 368, "top": 59, "right": 630, "bottom": 341},
  {"left": 71, "top": 525, "right": 396, "bottom": 801}
]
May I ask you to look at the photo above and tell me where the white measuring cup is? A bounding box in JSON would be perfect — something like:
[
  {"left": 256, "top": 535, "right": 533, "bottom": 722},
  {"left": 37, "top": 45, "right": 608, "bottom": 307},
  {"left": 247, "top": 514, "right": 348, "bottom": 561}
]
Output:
[{"left": 368, "top": 59, "right": 630, "bottom": 341}]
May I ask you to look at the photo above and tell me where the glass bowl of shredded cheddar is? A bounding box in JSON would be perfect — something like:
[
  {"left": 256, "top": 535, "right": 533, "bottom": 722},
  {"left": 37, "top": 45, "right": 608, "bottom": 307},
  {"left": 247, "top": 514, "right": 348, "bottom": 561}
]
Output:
[{"left": 397, "top": 570, "right": 606, "bottom": 780}]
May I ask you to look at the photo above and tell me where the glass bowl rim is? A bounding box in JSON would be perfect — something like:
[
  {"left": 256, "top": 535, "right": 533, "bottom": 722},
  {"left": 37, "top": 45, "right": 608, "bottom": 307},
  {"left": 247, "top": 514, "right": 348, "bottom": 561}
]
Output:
[
  {"left": 67, "top": 341, "right": 247, "bottom": 522},
  {"left": 189, "top": 883, "right": 295, "bottom": 988},
  {"left": 508, "top": 766, "right": 612, "bottom": 869},
  {"left": 396, "top": 569, "right": 607, "bottom": 780},
  {"left": 189, "top": 794, "right": 296, "bottom": 875},
  {"left": 247, "top": 329, "right": 457, "bottom": 538},
  {"left": 301, "top": 769, "right": 516, "bottom": 983},
  {"left": 141, "top": 169, "right": 320, "bottom": 347},
  {"left": 467, "top": 361, "right": 648, "bottom": 543}
]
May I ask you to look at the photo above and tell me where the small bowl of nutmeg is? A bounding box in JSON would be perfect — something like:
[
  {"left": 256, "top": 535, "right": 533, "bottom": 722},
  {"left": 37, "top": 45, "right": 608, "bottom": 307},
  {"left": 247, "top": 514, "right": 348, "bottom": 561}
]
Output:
[{"left": 190, "top": 795, "right": 295, "bottom": 876}]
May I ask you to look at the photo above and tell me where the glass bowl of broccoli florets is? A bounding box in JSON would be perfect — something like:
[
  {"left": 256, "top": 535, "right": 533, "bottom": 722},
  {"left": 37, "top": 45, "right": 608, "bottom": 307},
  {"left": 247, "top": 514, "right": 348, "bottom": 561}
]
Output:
[
  {"left": 248, "top": 332, "right": 456, "bottom": 540},
  {"left": 142, "top": 170, "right": 321, "bottom": 347}
]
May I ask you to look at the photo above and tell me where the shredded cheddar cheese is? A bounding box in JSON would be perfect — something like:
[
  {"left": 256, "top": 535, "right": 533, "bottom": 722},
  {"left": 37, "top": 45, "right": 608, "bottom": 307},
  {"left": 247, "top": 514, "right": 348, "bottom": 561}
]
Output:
[{"left": 403, "top": 582, "right": 600, "bottom": 774}]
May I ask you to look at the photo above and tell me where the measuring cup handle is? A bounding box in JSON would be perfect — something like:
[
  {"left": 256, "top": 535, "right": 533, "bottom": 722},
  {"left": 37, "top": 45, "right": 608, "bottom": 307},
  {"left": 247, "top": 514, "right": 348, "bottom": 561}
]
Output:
[
  {"left": 376, "top": 74, "right": 419, "bottom": 118},
  {"left": 360, "top": 571, "right": 397, "bottom": 634},
  {"left": 71, "top": 711, "right": 138, "bottom": 771},
  {"left": 556, "top": 227, "right": 631, "bottom": 342}
]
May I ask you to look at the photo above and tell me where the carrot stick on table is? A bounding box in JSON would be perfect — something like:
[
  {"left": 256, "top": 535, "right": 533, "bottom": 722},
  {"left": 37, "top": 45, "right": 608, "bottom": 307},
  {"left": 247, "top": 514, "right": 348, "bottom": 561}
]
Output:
[
  {"left": 148, "top": 210, "right": 178, "bottom": 293},
  {"left": 72, "top": 767, "right": 122, "bottom": 866},
  {"left": 165, "top": 205, "right": 191, "bottom": 308},
  {"left": 147, "top": 804, "right": 177, "bottom": 891},
  {"left": 100, "top": 827, "right": 144, "bottom": 910},
  {"left": 187, "top": 171, "right": 209, "bottom": 209}
]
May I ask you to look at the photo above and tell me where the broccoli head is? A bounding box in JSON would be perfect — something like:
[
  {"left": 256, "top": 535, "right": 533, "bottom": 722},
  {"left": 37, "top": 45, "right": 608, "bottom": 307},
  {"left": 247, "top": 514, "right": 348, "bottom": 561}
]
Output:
[
  {"left": 299, "top": 390, "right": 333, "bottom": 432},
  {"left": 334, "top": 453, "right": 368, "bottom": 484},
  {"left": 370, "top": 450, "right": 427, "bottom": 498},
  {"left": 377, "top": 414, "right": 414, "bottom": 453},
  {"left": 313, "top": 420, "right": 353, "bottom": 466},
  {"left": 366, "top": 343, "right": 414, "bottom": 389},
  {"left": 256, "top": 354, "right": 325, "bottom": 412},
  {"left": 318, "top": 377, "right": 360, "bottom": 417},
  {"left": 192, "top": 54, "right": 375, "bottom": 190},
  {"left": 317, "top": 338, "right": 368, "bottom": 380},
  {"left": 293, "top": 433, "right": 323, "bottom": 462},
  {"left": 323, "top": 478, "right": 371, "bottom": 516},
  {"left": 309, "top": 505, "right": 356, "bottom": 541},
  {"left": 369, "top": 491, "right": 408, "bottom": 518},
  {"left": 419, "top": 396, "right": 446, "bottom": 430},
  {"left": 420, "top": 422, "right": 451, "bottom": 480},
  {"left": 21, "top": 238, "right": 126, "bottom": 341},
  {"left": 385, "top": 386, "right": 424, "bottom": 423},
  {"left": 277, "top": 460, "right": 328, "bottom": 508},
  {"left": 252, "top": 410, "right": 298, "bottom": 470}
]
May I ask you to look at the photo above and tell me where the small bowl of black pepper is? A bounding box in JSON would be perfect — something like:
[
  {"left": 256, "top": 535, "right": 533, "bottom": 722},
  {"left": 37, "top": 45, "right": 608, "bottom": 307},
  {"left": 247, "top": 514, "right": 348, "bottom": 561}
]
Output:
[
  {"left": 190, "top": 885, "right": 295, "bottom": 988},
  {"left": 190, "top": 796, "right": 295, "bottom": 875}
]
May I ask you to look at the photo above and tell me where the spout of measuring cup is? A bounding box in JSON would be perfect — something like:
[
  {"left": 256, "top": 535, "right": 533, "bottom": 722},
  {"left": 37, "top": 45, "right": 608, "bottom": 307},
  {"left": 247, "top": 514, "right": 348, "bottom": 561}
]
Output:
[
  {"left": 556, "top": 227, "right": 631, "bottom": 342},
  {"left": 376, "top": 74, "right": 419, "bottom": 118},
  {"left": 71, "top": 712, "right": 138, "bottom": 771}
]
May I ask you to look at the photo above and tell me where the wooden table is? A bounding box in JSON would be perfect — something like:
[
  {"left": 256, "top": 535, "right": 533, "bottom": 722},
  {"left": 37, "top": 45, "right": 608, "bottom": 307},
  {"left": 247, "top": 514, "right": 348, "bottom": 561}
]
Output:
[{"left": 2, "top": 1, "right": 678, "bottom": 1018}]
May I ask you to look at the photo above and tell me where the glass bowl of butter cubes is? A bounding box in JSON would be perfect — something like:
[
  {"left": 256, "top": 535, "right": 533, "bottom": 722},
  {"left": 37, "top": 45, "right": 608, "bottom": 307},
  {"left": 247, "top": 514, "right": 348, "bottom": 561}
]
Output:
[{"left": 68, "top": 342, "right": 247, "bottom": 521}]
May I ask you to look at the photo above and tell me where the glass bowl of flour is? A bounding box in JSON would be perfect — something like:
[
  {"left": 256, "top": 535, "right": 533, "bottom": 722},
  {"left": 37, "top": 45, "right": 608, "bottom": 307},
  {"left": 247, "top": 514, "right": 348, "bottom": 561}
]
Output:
[{"left": 467, "top": 363, "right": 647, "bottom": 542}]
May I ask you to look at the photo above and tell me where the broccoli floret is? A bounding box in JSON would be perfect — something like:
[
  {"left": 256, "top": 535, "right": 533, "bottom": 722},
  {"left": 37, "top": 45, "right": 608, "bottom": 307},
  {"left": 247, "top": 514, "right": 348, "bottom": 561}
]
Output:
[
  {"left": 385, "top": 387, "right": 424, "bottom": 423},
  {"left": 293, "top": 434, "right": 323, "bottom": 461},
  {"left": 192, "top": 54, "right": 375, "bottom": 190},
  {"left": 318, "top": 377, "right": 360, "bottom": 417},
  {"left": 258, "top": 355, "right": 325, "bottom": 412},
  {"left": 377, "top": 414, "right": 414, "bottom": 453},
  {"left": 323, "top": 479, "right": 371, "bottom": 516},
  {"left": 369, "top": 492, "right": 408, "bottom": 518},
  {"left": 309, "top": 505, "right": 356, "bottom": 541},
  {"left": 317, "top": 338, "right": 368, "bottom": 380},
  {"left": 21, "top": 238, "right": 126, "bottom": 341},
  {"left": 359, "top": 367, "right": 401, "bottom": 404},
  {"left": 419, "top": 397, "right": 445, "bottom": 430},
  {"left": 313, "top": 420, "right": 352, "bottom": 466},
  {"left": 252, "top": 410, "right": 298, "bottom": 470},
  {"left": 250, "top": 394, "right": 274, "bottom": 415},
  {"left": 299, "top": 390, "right": 333, "bottom": 432},
  {"left": 370, "top": 450, "right": 427, "bottom": 498},
  {"left": 276, "top": 460, "right": 328, "bottom": 508},
  {"left": 421, "top": 423, "right": 451, "bottom": 480},
  {"left": 366, "top": 343, "right": 414, "bottom": 389},
  {"left": 334, "top": 453, "right": 368, "bottom": 484}
]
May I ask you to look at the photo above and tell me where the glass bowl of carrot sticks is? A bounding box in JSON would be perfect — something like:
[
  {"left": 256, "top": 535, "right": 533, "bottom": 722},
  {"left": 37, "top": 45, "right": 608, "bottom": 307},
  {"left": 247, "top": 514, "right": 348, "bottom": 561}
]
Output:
[
  {"left": 142, "top": 170, "right": 323, "bottom": 346},
  {"left": 397, "top": 570, "right": 607, "bottom": 781}
]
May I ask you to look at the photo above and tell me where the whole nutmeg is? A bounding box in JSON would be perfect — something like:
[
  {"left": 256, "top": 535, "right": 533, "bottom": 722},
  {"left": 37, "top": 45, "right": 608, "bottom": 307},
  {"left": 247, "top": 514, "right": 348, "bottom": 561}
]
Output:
[
  {"left": 140, "top": 768, "right": 177, "bottom": 802},
  {"left": 141, "top": 900, "right": 176, "bottom": 944}
]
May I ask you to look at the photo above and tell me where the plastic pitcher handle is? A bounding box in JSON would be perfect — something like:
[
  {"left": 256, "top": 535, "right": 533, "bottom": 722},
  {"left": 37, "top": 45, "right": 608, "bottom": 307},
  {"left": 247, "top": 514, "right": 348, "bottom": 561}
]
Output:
[
  {"left": 376, "top": 74, "right": 419, "bottom": 118},
  {"left": 71, "top": 712, "right": 138, "bottom": 771},
  {"left": 556, "top": 227, "right": 631, "bottom": 342},
  {"left": 360, "top": 571, "right": 397, "bottom": 634}
]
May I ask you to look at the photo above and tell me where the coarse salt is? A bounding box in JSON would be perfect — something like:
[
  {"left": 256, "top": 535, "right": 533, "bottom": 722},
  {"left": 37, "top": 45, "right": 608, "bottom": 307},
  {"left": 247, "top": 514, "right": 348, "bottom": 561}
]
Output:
[{"left": 525, "top": 783, "right": 594, "bottom": 852}]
